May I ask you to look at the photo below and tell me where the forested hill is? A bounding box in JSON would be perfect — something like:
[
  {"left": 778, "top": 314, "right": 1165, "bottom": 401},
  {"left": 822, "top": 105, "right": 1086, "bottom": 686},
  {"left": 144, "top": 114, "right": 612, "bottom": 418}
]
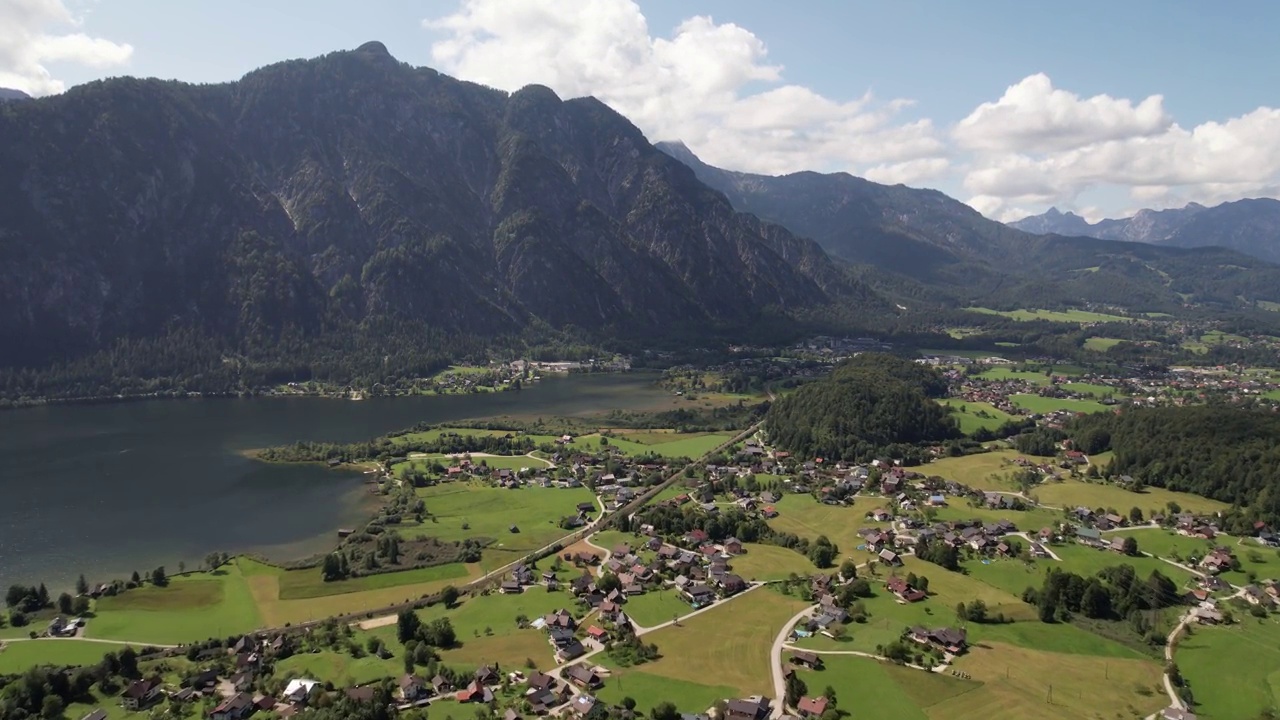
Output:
[
  {"left": 764, "top": 353, "right": 958, "bottom": 461},
  {"left": 0, "top": 42, "right": 883, "bottom": 399},
  {"left": 657, "top": 141, "right": 1280, "bottom": 313},
  {"left": 1067, "top": 405, "right": 1280, "bottom": 527}
]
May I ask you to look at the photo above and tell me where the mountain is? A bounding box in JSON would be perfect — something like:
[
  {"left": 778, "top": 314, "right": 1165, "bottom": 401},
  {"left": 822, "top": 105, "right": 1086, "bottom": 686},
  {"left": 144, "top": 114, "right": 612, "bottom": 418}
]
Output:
[
  {"left": 1012, "top": 199, "right": 1280, "bottom": 263},
  {"left": 0, "top": 42, "right": 878, "bottom": 374},
  {"left": 0, "top": 88, "right": 30, "bottom": 102},
  {"left": 656, "top": 141, "right": 1280, "bottom": 310}
]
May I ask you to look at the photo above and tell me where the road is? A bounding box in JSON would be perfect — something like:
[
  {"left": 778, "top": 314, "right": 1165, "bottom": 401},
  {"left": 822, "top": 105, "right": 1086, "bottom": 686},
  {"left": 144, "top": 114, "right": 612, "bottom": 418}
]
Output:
[
  {"left": 0, "top": 635, "right": 177, "bottom": 649},
  {"left": 769, "top": 605, "right": 814, "bottom": 718}
]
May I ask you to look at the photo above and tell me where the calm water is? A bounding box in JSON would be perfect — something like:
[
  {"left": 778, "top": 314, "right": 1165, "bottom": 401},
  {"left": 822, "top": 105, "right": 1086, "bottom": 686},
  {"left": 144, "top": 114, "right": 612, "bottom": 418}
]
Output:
[{"left": 0, "top": 372, "right": 672, "bottom": 590}]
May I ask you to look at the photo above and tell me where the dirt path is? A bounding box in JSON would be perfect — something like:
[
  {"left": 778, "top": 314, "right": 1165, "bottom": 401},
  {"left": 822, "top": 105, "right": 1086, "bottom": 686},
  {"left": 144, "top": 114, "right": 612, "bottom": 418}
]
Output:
[
  {"left": 0, "top": 636, "right": 177, "bottom": 649},
  {"left": 769, "top": 605, "right": 814, "bottom": 718}
]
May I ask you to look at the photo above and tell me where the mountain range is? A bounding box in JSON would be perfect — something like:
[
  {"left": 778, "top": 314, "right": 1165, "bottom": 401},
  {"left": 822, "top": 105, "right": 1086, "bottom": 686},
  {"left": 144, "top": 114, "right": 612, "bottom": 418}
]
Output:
[
  {"left": 656, "top": 141, "right": 1280, "bottom": 311},
  {"left": 0, "top": 88, "right": 31, "bottom": 102},
  {"left": 2, "top": 43, "right": 1280, "bottom": 391},
  {"left": 0, "top": 42, "right": 877, "bottom": 371},
  {"left": 1011, "top": 199, "right": 1280, "bottom": 264}
]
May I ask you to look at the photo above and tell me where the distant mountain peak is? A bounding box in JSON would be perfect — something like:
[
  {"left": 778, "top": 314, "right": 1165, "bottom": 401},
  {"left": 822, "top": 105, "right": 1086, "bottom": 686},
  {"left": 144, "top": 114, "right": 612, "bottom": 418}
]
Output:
[
  {"left": 354, "top": 40, "right": 392, "bottom": 57},
  {"left": 0, "top": 87, "right": 31, "bottom": 102}
]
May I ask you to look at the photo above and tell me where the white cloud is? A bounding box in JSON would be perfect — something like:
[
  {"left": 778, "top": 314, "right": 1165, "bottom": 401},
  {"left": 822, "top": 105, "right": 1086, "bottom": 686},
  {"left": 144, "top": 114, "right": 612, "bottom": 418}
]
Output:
[
  {"left": 0, "top": 0, "right": 132, "bottom": 95},
  {"left": 424, "top": 0, "right": 950, "bottom": 180},
  {"left": 958, "top": 77, "right": 1280, "bottom": 220},
  {"left": 955, "top": 73, "right": 1171, "bottom": 153}
]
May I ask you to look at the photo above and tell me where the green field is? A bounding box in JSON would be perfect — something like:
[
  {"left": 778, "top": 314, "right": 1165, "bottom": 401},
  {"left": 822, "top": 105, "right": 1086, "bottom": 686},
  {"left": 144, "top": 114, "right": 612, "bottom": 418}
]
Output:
[
  {"left": 90, "top": 564, "right": 262, "bottom": 645},
  {"left": 390, "top": 426, "right": 514, "bottom": 445},
  {"left": 623, "top": 589, "right": 696, "bottom": 628},
  {"left": 277, "top": 563, "right": 470, "bottom": 600},
  {"left": 1082, "top": 337, "right": 1125, "bottom": 352},
  {"left": 395, "top": 454, "right": 550, "bottom": 474},
  {"left": 1032, "top": 478, "right": 1229, "bottom": 516},
  {"left": 940, "top": 400, "right": 1017, "bottom": 434},
  {"left": 975, "top": 368, "right": 1053, "bottom": 386},
  {"left": 811, "top": 655, "right": 979, "bottom": 719},
  {"left": 564, "top": 431, "right": 732, "bottom": 459},
  {"left": 639, "top": 588, "right": 809, "bottom": 696},
  {"left": 1178, "top": 619, "right": 1280, "bottom": 718},
  {"left": 768, "top": 494, "right": 892, "bottom": 563},
  {"left": 1058, "top": 382, "right": 1117, "bottom": 398},
  {"left": 404, "top": 481, "right": 596, "bottom": 568},
  {"left": 926, "top": 450, "right": 1030, "bottom": 487},
  {"left": 240, "top": 558, "right": 481, "bottom": 628},
  {"left": 932, "top": 504, "right": 1063, "bottom": 535},
  {"left": 968, "top": 307, "right": 1133, "bottom": 324},
  {"left": 1010, "top": 395, "right": 1110, "bottom": 415},
  {"left": 0, "top": 639, "right": 132, "bottom": 674},
  {"left": 274, "top": 645, "right": 403, "bottom": 687},
  {"left": 729, "top": 543, "right": 820, "bottom": 581},
  {"left": 1047, "top": 545, "right": 1194, "bottom": 588},
  {"left": 596, "top": 666, "right": 737, "bottom": 715}
]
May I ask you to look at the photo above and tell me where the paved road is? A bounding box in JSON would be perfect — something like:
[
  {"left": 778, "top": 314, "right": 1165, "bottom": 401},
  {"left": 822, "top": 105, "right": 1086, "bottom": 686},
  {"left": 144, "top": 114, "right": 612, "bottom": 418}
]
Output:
[
  {"left": 769, "top": 605, "right": 814, "bottom": 718},
  {"left": 0, "top": 636, "right": 177, "bottom": 649}
]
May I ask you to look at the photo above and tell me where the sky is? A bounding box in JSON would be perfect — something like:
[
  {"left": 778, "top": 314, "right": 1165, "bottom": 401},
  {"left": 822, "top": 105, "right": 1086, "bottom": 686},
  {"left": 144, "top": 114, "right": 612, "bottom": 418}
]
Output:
[{"left": 4, "top": 0, "right": 1280, "bottom": 222}]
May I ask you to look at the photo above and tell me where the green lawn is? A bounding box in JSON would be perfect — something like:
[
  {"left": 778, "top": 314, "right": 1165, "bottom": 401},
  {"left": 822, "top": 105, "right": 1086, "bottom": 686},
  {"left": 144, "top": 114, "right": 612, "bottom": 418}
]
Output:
[
  {"left": 1083, "top": 337, "right": 1125, "bottom": 352},
  {"left": 596, "top": 666, "right": 737, "bottom": 715},
  {"left": 939, "top": 400, "right": 1017, "bottom": 434},
  {"left": 390, "top": 427, "right": 513, "bottom": 445},
  {"left": 1031, "top": 478, "right": 1229, "bottom": 516},
  {"left": 768, "top": 494, "right": 891, "bottom": 564},
  {"left": 90, "top": 564, "right": 262, "bottom": 645},
  {"left": 1105, "top": 530, "right": 1219, "bottom": 563},
  {"left": 1178, "top": 618, "right": 1280, "bottom": 718},
  {"left": 932, "top": 504, "right": 1064, "bottom": 535},
  {"left": 975, "top": 368, "right": 1053, "bottom": 386},
  {"left": 0, "top": 639, "right": 132, "bottom": 673},
  {"left": 639, "top": 588, "right": 809, "bottom": 696},
  {"left": 926, "top": 450, "right": 1032, "bottom": 488},
  {"left": 968, "top": 307, "right": 1133, "bottom": 324},
  {"left": 1058, "top": 382, "right": 1117, "bottom": 398},
  {"left": 623, "top": 589, "right": 696, "bottom": 628},
  {"left": 274, "top": 646, "right": 403, "bottom": 687},
  {"left": 403, "top": 481, "right": 596, "bottom": 568},
  {"left": 809, "top": 655, "right": 979, "bottom": 719},
  {"left": 395, "top": 454, "right": 549, "bottom": 474},
  {"left": 276, "top": 563, "right": 470, "bottom": 600},
  {"left": 565, "top": 432, "right": 732, "bottom": 459},
  {"left": 1010, "top": 395, "right": 1110, "bottom": 415},
  {"left": 1049, "top": 545, "right": 1194, "bottom": 588},
  {"left": 730, "top": 544, "right": 820, "bottom": 581}
]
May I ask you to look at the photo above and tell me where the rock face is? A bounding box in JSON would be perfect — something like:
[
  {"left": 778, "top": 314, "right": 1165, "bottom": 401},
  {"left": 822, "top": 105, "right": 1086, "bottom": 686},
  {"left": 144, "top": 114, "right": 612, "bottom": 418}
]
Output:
[
  {"left": 0, "top": 45, "right": 869, "bottom": 368},
  {"left": 1013, "top": 200, "right": 1280, "bottom": 263}
]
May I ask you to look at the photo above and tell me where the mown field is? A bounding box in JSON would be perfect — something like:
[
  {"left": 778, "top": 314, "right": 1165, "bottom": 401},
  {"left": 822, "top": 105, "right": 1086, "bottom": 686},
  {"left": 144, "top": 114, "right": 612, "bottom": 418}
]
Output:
[
  {"left": 729, "top": 543, "right": 821, "bottom": 581},
  {"left": 596, "top": 665, "right": 737, "bottom": 715},
  {"left": 639, "top": 588, "right": 809, "bottom": 696},
  {"left": 768, "top": 494, "right": 892, "bottom": 562},
  {"left": 810, "top": 655, "right": 979, "bottom": 720},
  {"left": 1010, "top": 394, "right": 1110, "bottom": 415},
  {"left": 562, "top": 431, "right": 732, "bottom": 459},
  {"left": 939, "top": 400, "right": 1017, "bottom": 434},
  {"left": 968, "top": 307, "right": 1133, "bottom": 324},
  {"left": 1083, "top": 337, "right": 1124, "bottom": 352},
  {"left": 403, "top": 480, "right": 596, "bottom": 569},
  {"left": 0, "top": 639, "right": 133, "bottom": 674},
  {"left": 1031, "top": 478, "right": 1229, "bottom": 516},
  {"left": 1177, "top": 618, "right": 1280, "bottom": 718},
  {"left": 926, "top": 450, "right": 1033, "bottom": 487},
  {"left": 90, "top": 564, "right": 262, "bottom": 645},
  {"left": 623, "top": 589, "right": 693, "bottom": 628},
  {"left": 975, "top": 368, "right": 1053, "bottom": 385},
  {"left": 1058, "top": 382, "right": 1117, "bottom": 398}
]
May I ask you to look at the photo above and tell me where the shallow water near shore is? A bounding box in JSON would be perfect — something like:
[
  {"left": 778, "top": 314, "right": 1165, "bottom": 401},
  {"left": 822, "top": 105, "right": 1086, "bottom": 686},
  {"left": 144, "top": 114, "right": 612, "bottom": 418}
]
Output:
[{"left": 0, "top": 372, "right": 673, "bottom": 590}]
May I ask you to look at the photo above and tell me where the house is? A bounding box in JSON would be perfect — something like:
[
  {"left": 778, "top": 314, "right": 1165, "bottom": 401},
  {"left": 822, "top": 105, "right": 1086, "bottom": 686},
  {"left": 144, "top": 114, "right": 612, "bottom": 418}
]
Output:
[
  {"left": 910, "top": 626, "right": 968, "bottom": 654},
  {"left": 209, "top": 693, "right": 255, "bottom": 720},
  {"left": 789, "top": 650, "right": 822, "bottom": 669},
  {"left": 724, "top": 537, "right": 745, "bottom": 555},
  {"left": 564, "top": 664, "right": 602, "bottom": 689},
  {"left": 431, "top": 675, "right": 454, "bottom": 695},
  {"left": 1192, "top": 606, "right": 1223, "bottom": 625},
  {"left": 878, "top": 549, "right": 903, "bottom": 567},
  {"left": 1029, "top": 542, "right": 1049, "bottom": 559},
  {"left": 457, "top": 680, "right": 494, "bottom": 704},
  {"left": 346, "top": 686, "right": 377, "bottom": 703},
  {"left": 724, "top": 697, "right": 771, "bottom": 720},
  {"left": 230, "top": 671, "right": 254, "bottom": 693},
  {"left": 797, "top": 696, "right": 829, "bottom": 718},
  {"left": 282, "top": 679, "right": 319, "bottom": 705},
  {"left": 1108, "top": 537, "right": 1128, "bottom": 554},
  {"left": 475, "top": 665, "right": 502, "bottom": 686},
  {"left": 556, "top": 639, "right": 587, "bottom": 662},
  {"left": 684, "top": 584, "right": 716, "bottom": 606},
  {"left": 501, "top": 580, "right": 524, "bottom": 594},
  {"left": 544, "top": 609, "right": 577, "bottom": 630},
  {"left": 504, "top": 710, "right": 522, "bottom": 720},
  {"left": 886, "top": 576, "right": 926, "bottom": 603},
  {"left": 79, "top": 711, "right": 108, "bottom": 720},
  {"left": 586, "top": 626, "right": 609, "bottom": 642},
  {"left": 120, "top": 679, "right": 162, "bottom": 711},
  {"left": 1075, "top": 526, "right": 1105, "bottom": 548},
  {"left": 568, "top": 695, "right": 598, "bottom": 717},
  {"left": 720, "top": 574, "right": 748, "bottom": 596},
  {"left": 398, "top": 675, "right": 430, "bottom": 702},
  {"left": 1162, "top": 708, "right": 1198, "bottom": 720}
]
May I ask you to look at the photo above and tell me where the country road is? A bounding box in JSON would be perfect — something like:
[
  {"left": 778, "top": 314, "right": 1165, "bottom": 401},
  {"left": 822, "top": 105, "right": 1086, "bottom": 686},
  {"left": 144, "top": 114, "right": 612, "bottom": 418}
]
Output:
[{"left": 769, "top": 606, "right": 813, "bottom": 718}]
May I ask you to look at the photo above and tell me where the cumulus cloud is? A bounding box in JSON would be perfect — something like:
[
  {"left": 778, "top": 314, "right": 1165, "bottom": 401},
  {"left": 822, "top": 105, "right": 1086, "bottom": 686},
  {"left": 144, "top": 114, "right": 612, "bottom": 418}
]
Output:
[
  {"left": 425, "top": 0, "right": 949, "bottom": 179},
  {"left": 0, "top": 0, "right": 133, "bottom": 95},
  {"left": 959, "top": 76, "right": 1280, "bottom": 220}
]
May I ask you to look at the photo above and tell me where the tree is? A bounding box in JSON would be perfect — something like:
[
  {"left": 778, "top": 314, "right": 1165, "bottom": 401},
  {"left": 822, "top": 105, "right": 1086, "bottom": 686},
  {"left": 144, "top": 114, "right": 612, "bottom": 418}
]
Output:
[
  {"left": 652, "top": 702, "right": 680, "bottom": 720},
  {"left": 41, "top": 694, "right": 64, "bottom": 720},
  {"left": 441, "top": 585, "right": 460, "bottom": 608},
  {"left": 397, "top": 609, "right": 421, "bottom": 644},
  {"left": 57, "top": 592, "right": 73, "bottom": 615},
  {"left": 1128, "top": 507, "right": 1144, "bottom": 524},
  {"left": 322, "top": 553, "right": 344, "bottom": 581},
  {"left": 36, "top": 583, "right": 49, "bottom": 608},
  {"left": 966, "top": 599, "right": 988, "bottom": 623},
  {"left": 784, "top": 672, "right": 808, "bottom": 706},
  {"left": 75, "top": 575, "right": 88, "bottom": 596},
  {"left": 621, "top": 697, "right": 637, "bottom": 711},
  {"left": 151, "top": 567, "right": 168, "bottom": 587},
  {"left": 822, "top": 685, "right": 837, "bottom": 704},
  {"left": 839, "top": 560, "right": 857, "bottom": 581},
  {"left": 118, "top": 646, "right": 139, "bottom": 678},
  {"left": 1122, "top": 536, "right": 1139, "bottom": 557},
  {"left": 1080, "top": 581, "right": 1111, "bottom": 619}
]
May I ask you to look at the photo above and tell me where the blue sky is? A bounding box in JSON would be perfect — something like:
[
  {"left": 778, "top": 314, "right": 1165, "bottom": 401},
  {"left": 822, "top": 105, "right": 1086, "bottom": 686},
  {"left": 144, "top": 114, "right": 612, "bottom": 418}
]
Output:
[{"left": 7, "top": 0, "right": 1280, "bottom": 220}]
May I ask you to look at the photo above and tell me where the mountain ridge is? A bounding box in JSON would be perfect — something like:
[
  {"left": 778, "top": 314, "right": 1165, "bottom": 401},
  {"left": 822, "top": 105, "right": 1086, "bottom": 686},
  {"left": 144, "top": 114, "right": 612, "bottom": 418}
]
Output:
[
  {"left": 1011, "top": 199, "right": 1280, "bottom": 263},
  {"left": 0, "top": 44, "right": 883, "bottom": 375}
]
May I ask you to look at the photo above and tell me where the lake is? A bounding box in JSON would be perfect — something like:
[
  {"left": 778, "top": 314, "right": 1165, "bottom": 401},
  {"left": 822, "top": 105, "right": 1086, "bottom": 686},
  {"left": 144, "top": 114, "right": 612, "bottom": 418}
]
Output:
[{"left": 0, "top": 372, "right": 676, "bottom": 590}]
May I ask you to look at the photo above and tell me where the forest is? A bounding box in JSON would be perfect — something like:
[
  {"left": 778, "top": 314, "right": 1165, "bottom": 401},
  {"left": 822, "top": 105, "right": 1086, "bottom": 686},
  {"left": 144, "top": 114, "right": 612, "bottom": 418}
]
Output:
[
  {"left": 763, "top": 353, "right": 959, "bottom": 461},
  {"left": 1067, "top": 404, "right": 1280, "bottom": 525}
]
